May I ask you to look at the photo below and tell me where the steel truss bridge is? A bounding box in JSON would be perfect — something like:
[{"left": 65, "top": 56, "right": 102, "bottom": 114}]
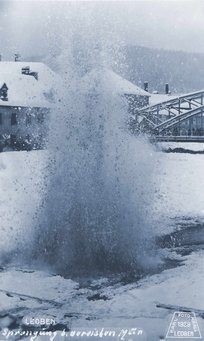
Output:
[{"left": 134, "top": 90, "right": 204, "bottom": 142}]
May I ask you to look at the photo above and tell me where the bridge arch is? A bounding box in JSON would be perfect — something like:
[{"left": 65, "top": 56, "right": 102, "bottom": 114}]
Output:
[
  {"left": 155, "top": 105, "right": 204, "bottom": 133},
  {"left": 135, "top": 89, "right": 204, "bottom": 138}
]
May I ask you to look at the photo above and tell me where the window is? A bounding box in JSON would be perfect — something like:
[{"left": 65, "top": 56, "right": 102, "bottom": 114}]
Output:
[
  {"left": 11, "top": 113, "right": 17, "bottom": 126},
  {"left": 10, "top": 134, "right": 16, "bottom": 147},
  {"left": 0, "top": 113, "right": 2, "bottom": 125},
  {"left": 26, "top": 113, "right": 32, "bottom": 126},
  {"left": 0, "top": 83, "right": 8, "bottom": 101},
  {"left": 37, "top": 113, "right": 44, "bottom": 124}
]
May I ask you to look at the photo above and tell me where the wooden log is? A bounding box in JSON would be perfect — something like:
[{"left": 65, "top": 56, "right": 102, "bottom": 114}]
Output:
[
  {"left": 0, "top": 288, "right": 62, "bottom": 307},
  {"left": 155, "top": 302, "right": 204, "bottom": 318}
]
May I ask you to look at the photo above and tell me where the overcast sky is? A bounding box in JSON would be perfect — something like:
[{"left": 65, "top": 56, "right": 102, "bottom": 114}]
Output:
[{"left": 0, "top": 0, "right": 204, "bottom": 60}]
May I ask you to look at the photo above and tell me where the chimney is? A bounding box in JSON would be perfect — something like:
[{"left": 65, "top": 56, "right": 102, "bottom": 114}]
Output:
[
  {"left": 30, "top": 71, "right": 38, "bottom": 80},
  {"left": 144, "top": 81, "right": 149, "bottom": 92},
  {"left": 22, "top": 66, "right": 30, "bottom": 75},
  {"left": 14, "top": 53, "right": 20, "bottom": 62},
  {"left": 165, "top": 83, "right": 169, "bottom": 94},
  {"left": 22, "top": 67, "right": 38, "bottom": 80}
]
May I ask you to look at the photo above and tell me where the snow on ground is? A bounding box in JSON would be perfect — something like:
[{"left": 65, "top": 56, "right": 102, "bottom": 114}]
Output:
[
  {"left": 152, "top": 145, "right": 204, "bottom": 234},
  {"left": 0, "top": 149, "right": 204, "bottom": 340}
]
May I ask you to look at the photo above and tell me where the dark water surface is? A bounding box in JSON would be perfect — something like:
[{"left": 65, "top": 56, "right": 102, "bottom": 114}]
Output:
[{"left": 157, "top": 218, "right": 204, "bottom": 257}]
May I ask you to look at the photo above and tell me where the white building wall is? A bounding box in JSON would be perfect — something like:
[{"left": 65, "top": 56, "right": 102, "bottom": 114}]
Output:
[{"left": 0, "top": 106, "right": 50, "bottom": 149}]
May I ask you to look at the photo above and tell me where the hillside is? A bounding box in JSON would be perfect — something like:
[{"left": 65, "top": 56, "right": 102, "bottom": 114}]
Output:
[{"left": 120, "top": 45, "right": 204, "bottom": 94}]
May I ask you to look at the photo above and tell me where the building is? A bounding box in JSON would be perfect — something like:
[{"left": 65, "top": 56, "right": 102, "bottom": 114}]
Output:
[
  {"left": 0, "top": 65, "right": 150, "bottom": 150},
  {"left": 0, "top": 61, "right": 57, "bottom": 150},
  {"left": 80, "top": 68, "right": 151, "bottom": 112}
]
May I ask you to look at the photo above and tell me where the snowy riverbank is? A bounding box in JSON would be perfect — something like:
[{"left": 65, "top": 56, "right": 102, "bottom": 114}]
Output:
[{"left": 0, "top": 251, "right": 204, "bottom": 340}]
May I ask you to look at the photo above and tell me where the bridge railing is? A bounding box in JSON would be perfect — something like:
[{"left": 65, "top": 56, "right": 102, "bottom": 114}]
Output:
[{"left": 136, "top": 89, "right": 204, "bottom": 116}]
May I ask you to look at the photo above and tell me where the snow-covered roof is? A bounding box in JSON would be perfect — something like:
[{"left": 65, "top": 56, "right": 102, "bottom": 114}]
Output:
[
  {"left": 80, "top": 68, "right": 151, "bottom": 97},
  {"left": 0, "top": 62, "right": 58, "bottom": 108}
]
